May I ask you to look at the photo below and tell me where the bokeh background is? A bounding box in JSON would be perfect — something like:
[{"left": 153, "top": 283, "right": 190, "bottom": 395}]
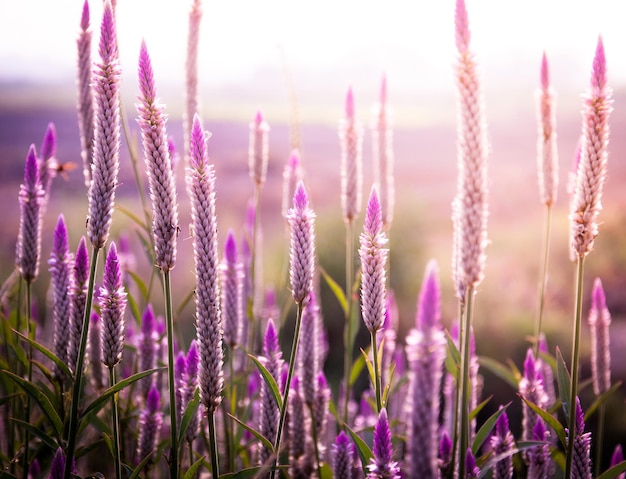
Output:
[{"left": 1, "top": 0, "right": 625, "bottom": 465}]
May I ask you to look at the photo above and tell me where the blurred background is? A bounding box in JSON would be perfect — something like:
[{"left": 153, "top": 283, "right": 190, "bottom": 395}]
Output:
[{"left": 1, "top": 0, "right": 625, "bottom": 464}]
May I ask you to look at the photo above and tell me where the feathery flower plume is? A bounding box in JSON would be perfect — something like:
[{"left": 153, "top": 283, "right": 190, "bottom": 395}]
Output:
[
  {"left": 537, "top": 52, "right": 559, "bottom": 206},
  {"left": 519, "top": 348, "right": 549, "bottom": 445},
  {"left": 489, "top": 410, "right": 515, "bottom": 479},
  {"left": 569, "top": 37, "right": 612, "bottom": 258},
  {"left": 68, "top": 237, "right": 90, "bottom": 373},
  {"left": 359, "top": 187, "right": 388, "bottom": 333},
  {"left": 313, "top": 371, "right": 330, "bottom": 438},
  {"left": 188, "top": 113, "right": 223, "bottom": 414},
  {"left": 222, "top": 229, "right": 243, "bottom": 347},
  {"left": 367, "top": 408, "right": 400, "bottom": 479},
  {"left": 331, "top": 431, "right": 354, "bottom": 479},
  {"left": 89, "top": 312, "right": 105, "bottom": 390},
  {"left": 287, "top": 181, "right": 316, "bottom": 306},
  {"left": 184, "top": 0, "right": 202, "bottom": 163},
  {"left": 298, "top": 292, "right": 320, "bottom": 407},
  {"left": 282, "top": 149, "right": 303, "bottom": 220},
  {"left": 588, "top": 277, "right": 611, "bottom": 395},
  {"left": 100, "top": 242, "right": 126, "bottom": 369},
  {"left": 288, "top": 376, "right": 312, "bottom": 478},
  {"left": 249, "top": 110, "right": 270, "bottom": 187},
  {"left": 138, "top": 305, "right": 157, "bottom": 397},
  {"left": 137, "top": 40, "right": 179, "bottom": 273},
  {"left": 16, "top": 145, "right": 44, "bottom": 283},
  {"left": 372, "top": 74, "right": 395, "bottom": 227},
  {"left": 87, "top": 0, "right": 121, "bottom": 250},
  {"left": 184, "top": 340, "right": 200, "bottom": 443},
  {"left": 568, "top": 398, "right": 592, "bottom": 479},
  {"left": 39, "top": 122, "right": 58, "bottom": 198},
  {"left": 405, "top": 260, "right": 446, "bottom": 479},
  {"left": 49, "top": 215, "right": 73, "bottom": 376},
  {"left": 77, "top": 0, "right": 95, "bottom": 187},
  {"left": 339, "top": 86, "right": 363, "bottom": 223},
  {"left": 527, "top": 418, "right": 553, "bottom": 479},
  {"left": 610, "top": 445, "right": 625, "bottom": 479},
  {"left": 136, "top": 385, "right": 164, "bottom": 465},
  {"left": 452, "top": 0, "right": 489, "bottom": 295}
]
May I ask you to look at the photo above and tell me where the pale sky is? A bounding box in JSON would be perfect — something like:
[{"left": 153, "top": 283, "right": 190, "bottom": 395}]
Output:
[{"left": 0, "top": 0, "right": 624, "bottom": 111}]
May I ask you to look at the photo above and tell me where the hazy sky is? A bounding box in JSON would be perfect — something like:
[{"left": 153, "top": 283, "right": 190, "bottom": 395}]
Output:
[{"left": 0, "top": 0, "right": 624, "bottom": 110}]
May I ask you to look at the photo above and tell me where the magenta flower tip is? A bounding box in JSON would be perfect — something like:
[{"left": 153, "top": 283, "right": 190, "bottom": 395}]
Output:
[
  {"left": 289, "top": 149, "right": 300, "bottom": 168},
  {"left": 465, "top": 448, "right": 479, "bottom": 476},
  {"left": 225, "top": 229, "right": 237, "bottom": 263},
  {"left": 336, "top": 430, "right": 350, "bottom": 447},
  {"left": 293, "top": 180, "right": 309, "bottom": 211},
  {"left": 345, "top": 86, "right": 355, "bottom": 119},
  {"left": 175, "top": 350, "right": 187, "bottom": 377},
  {"left": 455, "top": 0, "right": 470, "bottom": 53},
  {"left": 141, "top": 304, "right": 155, "bottom": 335},
  {"left": 416, "top": 259, "right": 441, "bottom": 330},
  {"left": 263, "top": 319, "right": 279, "bottom": 356},
  {"left": 610, "top": 444, "right": 624, "bottom": 469},
  {"left": 373, "top": 407, "right": 391, "bottom": 460},
  {"left": 380, "top": 74, "right": 387, "bottom": 105},
  {"left": 80, "top": 0, "right": 90, "bottom": 30},
  {"left": 41, "top": 122, "right": 57, "bottom": 161},
  {"left": 574, "top": 396, "right": 585, "bottom": 434},
  {"left": 75, "top": 237, "right": 89, "bottom": 283},
  {"left": 254, "top": 109, "right": 264, "bottom": 126},
  {"left": 99, "top": 1, "right": 118, "bottom": 62},
  {"left": 90, "top": 311, "right": 100, "bottom": 325},
  {"left": 592, "top": 36, "right": 607, "bottom": 91},
  {"left": 592, "top": 277, "right": 606, "bottom": 311},
  {"left": 104, "top": 241, "right": 120, "bottom": 283},
  {"left": 146, "top": 384, "right": 161, "bottom": 412},
  {"left": 364, "top": 186, "right": 382, "bottom": 237},
  {"left": 524, "top": 348, "right": 537, "bottom": 382},
  {"left": 439, "top": 431, "right": 453, "bottom": 459},
  {"left": 540, "top": 51, "right": 550, "bottom": 90},
  {"left": 187, "top": 339, "right": 199, "bottom": 369},
  {"left": 24, "top": 144, "right": 39, "bottom": 189},
  {"left": 53, "top": 215, "right": 68, "bottom": 252},
  {"left": 317, "top": 371, "right": 328, "bottom": 390},
  {"left": 138, "top": 40, "right": 156, "bottom": 103},
  {"left": 495, "top": 409, "right": 510, "bottom": 437}
]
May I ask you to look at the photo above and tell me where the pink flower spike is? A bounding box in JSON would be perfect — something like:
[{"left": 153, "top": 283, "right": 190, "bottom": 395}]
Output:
[
  {"left": 80, "top": 0, "right": 89, "bottom": 30},
  {"left": 540, "top": 51, "right": 550, "bottom": 91},
  {"left": 379, "top": 74, "right": 387, "bottom": 105},
  {"left": 455, "top": 0, "right": 470, "bottom": 53},
  {"left": 138, "top": 40, "right": 155, "bottom": 104},
  {"left": 345, "top": 86, "right": 355, "bottom": 119},
  {"left": 364, "top": 186, "right": 382, "bottom": 238},
  {"left": 592, "top": 36, "right": 607, "bottom": 91},
  {"left": 99, "top": 1, "right": 118, "bottom": 63}
]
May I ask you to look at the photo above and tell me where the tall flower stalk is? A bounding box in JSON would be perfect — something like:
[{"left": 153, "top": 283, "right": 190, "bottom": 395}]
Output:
[
  {"left": 137, "top": 39, "right": 180, "bottom": 477},
  {"left": 534, "top": 52, "right": 559, "bottom": 355},
  {"left": 452, "top": 1, "right": 489, "bottom": 476},
  {"left": 66, "top": 2, "right": 121, "bottom": 475},
  {"left": 188, "top": 114, "right": 223, "bottom": 479},
  {"left": 566, "top": 37, "right": 611, "bottom": 479},
  {"left": 183, "top": 0, "right": 202, "bottom": 164},
  {"left": 76, "top": 0, "right": 95, "bottom": 188}
]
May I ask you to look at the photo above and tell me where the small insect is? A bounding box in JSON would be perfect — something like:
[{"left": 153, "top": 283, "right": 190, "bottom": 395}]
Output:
[{"left": 55, "top": 161, "right": 77, "bottom": 180}]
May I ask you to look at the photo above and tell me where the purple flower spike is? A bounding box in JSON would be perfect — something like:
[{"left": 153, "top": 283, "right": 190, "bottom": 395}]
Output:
[
  {"left": 222, "top": 229, "right": 242, "bottom": 347},
  {"left": 519, "top": 348, "right": 548, "bottom": 444},
  {"left": 174, "top": 350, "right": 186, "bottom": 426},
  {"left": 359, "top": 187, "right": 388, "bottom": 333},
  {"left": 438, "top": 431, "right": 453, "bottom": 474},
  {"left": 136, "top": 384, "right": 164, "bottom": 465},
  {"left": 489, "top": 409, "right": 514, "bottom": 479},
  {"left": 416, "top": 259, "right": 441, "bottom": 331},
  {"left": 87, "top": 0, "right": 121, "bottom": 250},
  {"left": 588, "top": 277, "right": 611, "bottom": 396},
  {"left": 68, "top": 237, "right": 90, "bottom": 373},
  {"left": 49, "top": 215, "right": 73, "bottom": 377},
  {"left": 592, "top": 37, "right": 607, "bottom": 92},
  {"left": 100, "top": 242, "right": 127, "bottom": 369},
  {"left": 77, "top": 0, "right": 95, "bottom": 187},
  {"left": 367, "top": 408, "right": 400, "bottom": 479},
  {"left": 249, "top": 109, "right": 270, "bottom": 187},
  {"left": 282, "top": 149, "right": 303, "bottom": 219},
  {"left": 16, "top": 144, "right": 44, "bottom": 283},
  {"left": 138, "top": 304, "right": 157, "bottom": 397},
  {"left": 339, "top": 85, "right": 363, "bottom": 223},
  {"left": 184, "top": 340, "right": 200, "bottom": 442},
  {"left": 611, "top": 445, "right": 625, "bottom": 479},
  {"left": 137, "top": 40, "right": 179, "bottom": 273},
  {"left": 89, "top": 312, "right": 105, "bottom": 390},
  {"left": 537, "top": 51, "right": 559, "bottom": 207},
  {"left": 332, "top": 431, "right": 354, "bottom": 479},
  {"left": 49, "top": 447, "right": 75, "bottom": 479},
  {"left": 465, "top": 448, "right": 480, "bottom": 479},
  {"left": 540, "top": 52, "right": 550, "bottom": 91},
  {"left": 298, "top": 291, "right": 320, "bottom": 406},
  {"left": 287, "top": 181, "right": 316, "bottom": 306},
  {"left": 528, "top": 418, "right": 553, "bottom": 479},
  {"left": 569, "top": 398, "right": 592, "bottom": 479},
  {"left": 39, "top": 122, "right": 57, "bottom": 195},
  {"left": 537, "top": 334, "right": 556, "bottom": 406}
]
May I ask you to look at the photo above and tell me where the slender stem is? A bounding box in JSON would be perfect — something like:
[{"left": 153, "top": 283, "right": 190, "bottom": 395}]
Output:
[
  {"left": 227, "top": 348, "right": 236, "bottom": 472},
  {"left": 534, "top": 204, "right": 552, "bottom": 357},
  {"left": 163, "top": 270, "right": 179, "bottom": 479},
  {"left": 10, "top": 277, "right": 23, "bottom": 476},
  {"left": 565, "top": 255, "right": 585, "bottom": 479},
  {"left": 187, "top": 440, "right": 193, "bottom": 470},
  {"left": 458, "top": 285, "right": 475, "bottom": 479},
  {"left": 449, "top": 300, "right": 465, "bottom": 479},
  {"left": 370, "top": 330, "right": 382, "bottom": 413},
  {"left": 342, "top": 220, "right": 354, "bottom": 424},
  {"left": 248, "top": 185, "right": 262, "bottom": 355},
  {"left": 109, "top": 367, "right": 122, "bottom": 479},
  {"left": 207, "top": 411, "right": 220, "bottom": 479},
  {"left": 271, "top": 302, "right": 304, "bottom": 479},
  {"left": 64, "top": 245, "right": 100, "bottom": 479},
  {"left": 307, "top": 403, "right": 322, "bottom": 475},
  {"left": 22, "top": 281, "right": 33, "bottom": 479},
  {"left": 595, "top": 402, "right": 606, "bottom": 477}
]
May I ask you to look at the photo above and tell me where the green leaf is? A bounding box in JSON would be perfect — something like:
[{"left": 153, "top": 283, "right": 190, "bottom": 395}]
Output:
[
  {"left": 219, "top": 466, "right": 287, "bottom": 479},
  {"left": 248, "top": 355, "right": 282, "bottom": 411},
  {"left": 472, "top": 402, "right": 508, "bottom": 455},
  {"left": 360, "top": 348, "right": 375, "bottom": 388},
  {"left": 469, "top": 395, "right": 492, "bottom": 422},
  {"left": 10, "top": 418, "right": 58, "bottom": 450},
  {"left": 584, "top": 380, "right": 623, "bottom": 421},
  {"left": 319, "top": 267, "right": 348, "bottom": 317},
  {"left": 178, "top": 387, "right": 201, "bottom": 445},
  {"left": 127, "top": 270, "right": 149, "bottom": 303},
  {"left": 227, "top": 413, "right": 274, "bottom": 452},
  {"left": 14, "top": 329, "right": 73, "bottom": 380},
  {"left": 116, "top": 203, "right": 147, "bottom": 230},
  {"left": 477, "top": 442, "right": 548, "bottom": 478},
  {"left": 478, "top": 356, "right": 519, "bottom": 389},
  {"left": 555, "top": 347, "right": 571, "bottom": 420},
  {"left": 318, "top": 463, "right": 333, "bottom": 479},
  {"left": 349, "top": 353, "right": 366, "bottom": 387},
  {"left": 81, "top": 368, "right": 161, "bottom": 418},
  {"left": 597, "top": 460, "right": 626, "bottom": 479},
  {"left": 183, "top": 456, "right": 206, "bottom": 479},
  {"left": 128, "top": 450, "right": 156, "bottom": 479},
  {"left": 345, "top": 424, "right": 373, "bottom": 470},
  {"left": 1, "top": 369, "right": 63, "bottom": 438},
  {"left": 519, "top": 394, "right": 566, "bottom": 448}
]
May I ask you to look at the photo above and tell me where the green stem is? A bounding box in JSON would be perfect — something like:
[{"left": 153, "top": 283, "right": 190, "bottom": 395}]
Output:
[
  {"left": 370, "top": 330, "right": 382, "bottom": 413},
  {"left": 595, "top": 402, "right": 606, "bottom": 477},
  {"left": 64, "top": 245, "right": 100, "bottom": 479},
  {"left": 228, "top": 348, "right": 236, "bottom": 472},
  {"left": 248, "top": 185, "right": 262, "bottom": 355},
  {"left": 534, "top": 204, "right": 552, "bottom": 357},
  {"left": 343, "top": 220, "right": 354, "bottom": 424},
  {"left": 163, "top": 271, "right": 179, "bottom": 479},
  {"left": 449, "top": 300, "right": 465, "bottom": 479},
  {"left": 565, "top": 255, "right": 585, "bottom": 479},
  {"left": 207, "top": 411, "right": 220, "bottom": 479},
  {"left": 458, "top": 285, "right": 475, "bottom": 479},
  {"left": 109, "top": 367, "right": 122, "bottom": 479},
  {"left": 22, "top": 281, "right": 33, "bottom": 479},
  {"left": 307, "top": 403, "right": 322, "bottom": 476},
  {"left": 271, "top": 302, "right": 304, "bottom": 479}
]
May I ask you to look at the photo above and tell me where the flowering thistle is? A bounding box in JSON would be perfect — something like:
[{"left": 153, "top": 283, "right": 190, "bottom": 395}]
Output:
[
  {"left": 371, "top": 74, "right": 395, "bottom": 228},
  {"left": 569, "top": 37, "right": 612, "bottom": 258},
  {"left": 138, "top": 304, "right": 157, "bottom": 397},
  {"left": 249, "top": 110, "right": 270, "bottom": 187},
  {"left": 452, "top": 0, "right": 489, "bottom": 296},
  {"left": 588, "top": 277, "right": 611, "bottom": 395},
  {"left": 287, "top": 181, "right": 316, "bottom": 306},
  {"left": 49, "top": 215, "right": 73, "bottom": 376},
  {"left": 282, "top": 149, "right": 303, "bottom": 220},
  {"left": 568, "top": 398, "right": 592, "bottom": 479},
  {"left": 489, "top": 410, "right": 515, "bottom": 479},
  {"left": 367, "top": 408, "right": 400, "bottom": 479},
  {"left": 87, "top": 0, "right": 121, "bottom": 250},
  {"left": 359, "top": 187, "right": 388, "bottom": 333},
  {"left": 183, "top": 0, "right": 202, "bottom": 163},
  {"left": 339, "top": 85, "right": 363, "bottom": 223},
  {"left": 331, "top": 431, "right": 354, "bottom": 479},
  {"left": 537, "top": 52, "right": 559, "bottom": 207},
  {"left": 527, "top": 418, "right": 553, "bottom": 479},
  {"left": 16, "top": 144, "right": 44, "bottom": 283},
  {"left": 222, "top": 229, "right": 243, "bottom": 348},
  {"left": 100, "top": 242, "right": 127, "bottom": 369},
  {"left": 68, "top": 237, "right": 90, "bottom": 373},
  {"left": 89, "top": 312, "right": 105, "bottom": 390},
  {"left": 405, "top": 260, "right": 446, "bottom": 479},
  {"left": 77, "top": 0, "right": 95, "bottom": 187},
  {"left": 137, "top": 40, "right": 179, "bottom": 273},
  {"left": 136, "top": 384, "right": 164, "bottom": 465},
  {"left": 519, "top": 348, "right": 549, "bottom": 445},
  {"left": 188, "top": 113, "right": 223, "bottom": 414}
]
